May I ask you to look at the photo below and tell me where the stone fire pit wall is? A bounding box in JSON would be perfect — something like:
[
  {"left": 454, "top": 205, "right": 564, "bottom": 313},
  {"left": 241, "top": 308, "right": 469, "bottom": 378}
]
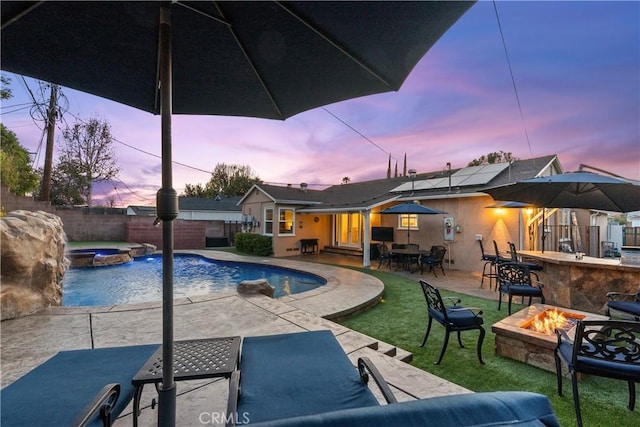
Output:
[{"left": 492, "top": 304, "right": 608, "bottom": 374}]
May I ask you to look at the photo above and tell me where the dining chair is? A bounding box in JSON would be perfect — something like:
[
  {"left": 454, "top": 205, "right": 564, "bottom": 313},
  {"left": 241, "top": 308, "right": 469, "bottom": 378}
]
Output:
[
  {"left": 496, "top": 262, "right": 545, "bottom": 314},
  {"left": 420, "top": 245, "right": 446, "bottom": 276},
  {"left": 377, "top": 243, "right": 392, "bottom": 269},
  {"left": 554, "top": 320, "right": 640, "bottom": 427},
  {"left": 418, "top": 280, "right": 485, "bottom": 365}
]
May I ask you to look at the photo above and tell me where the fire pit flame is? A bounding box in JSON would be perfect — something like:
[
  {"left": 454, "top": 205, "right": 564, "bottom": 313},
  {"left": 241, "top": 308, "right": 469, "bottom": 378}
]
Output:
[{"left": 522, "top": 308, "right": 585, "bottom": 335}]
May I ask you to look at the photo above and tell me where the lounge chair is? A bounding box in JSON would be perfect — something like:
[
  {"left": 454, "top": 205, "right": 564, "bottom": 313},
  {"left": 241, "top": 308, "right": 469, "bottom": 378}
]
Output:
[
  {"left": 1, "top": 344, "right": 159, "bottom": 427},
  {"left": 227, "top": 330, "right": 560, "bottom": 426}
]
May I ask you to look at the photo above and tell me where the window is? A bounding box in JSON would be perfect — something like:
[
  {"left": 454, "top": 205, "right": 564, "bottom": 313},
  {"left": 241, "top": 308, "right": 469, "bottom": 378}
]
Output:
[
  {"left": 264, "top": 208, "right": 274, "bottom": 235},
  {"left": 278, "top": 208, "right": 295, "bottom": 235},
  {"left": 399, "top": 214, "right": 418, "bottom": 230}
]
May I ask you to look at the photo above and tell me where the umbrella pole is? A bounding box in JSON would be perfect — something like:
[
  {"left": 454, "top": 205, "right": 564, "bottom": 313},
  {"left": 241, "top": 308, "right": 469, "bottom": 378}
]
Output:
[
  {"left": 157, "top": 5, "right": 178, "bottom": 426},
  {"left": 541, "top": 208, "right": 546, "bottom": 253}
]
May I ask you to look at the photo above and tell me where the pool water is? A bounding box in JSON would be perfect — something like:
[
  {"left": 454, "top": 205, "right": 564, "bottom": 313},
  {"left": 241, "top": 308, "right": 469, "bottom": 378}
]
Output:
[{"left": 62, "top": 254, "right": 326, "bottom": 307}]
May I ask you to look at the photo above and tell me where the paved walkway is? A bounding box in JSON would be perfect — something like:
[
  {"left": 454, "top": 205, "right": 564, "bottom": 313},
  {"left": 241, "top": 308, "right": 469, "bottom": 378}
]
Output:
[{"left": 1, "top": 250, "right": 496, "bottom": 426}]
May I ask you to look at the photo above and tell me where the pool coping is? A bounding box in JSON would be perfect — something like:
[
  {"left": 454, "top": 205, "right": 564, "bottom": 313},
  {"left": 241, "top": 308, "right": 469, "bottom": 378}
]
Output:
[{"left": 45, "top": 249, "right": 384, "bottom": 321}]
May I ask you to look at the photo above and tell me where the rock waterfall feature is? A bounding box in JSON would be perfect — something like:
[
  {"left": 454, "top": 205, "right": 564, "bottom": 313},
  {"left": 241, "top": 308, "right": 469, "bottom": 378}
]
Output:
[{"left": 1, "top": 210, "right": 69, "bottom": 320}]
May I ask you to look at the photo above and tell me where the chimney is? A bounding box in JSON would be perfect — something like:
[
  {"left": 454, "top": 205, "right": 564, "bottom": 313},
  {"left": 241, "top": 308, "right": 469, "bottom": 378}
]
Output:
[{"left": 300, "top": 182, "right": 308, "bottom": 192}]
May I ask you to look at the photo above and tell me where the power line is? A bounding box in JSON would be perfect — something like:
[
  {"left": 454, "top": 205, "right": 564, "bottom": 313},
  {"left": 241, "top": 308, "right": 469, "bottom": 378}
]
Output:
[
  {"left": 322, "top": 107, "right": 399, "bottom": 162},
  {"left": 493, "top": 1, "right": 533, "bottom": 155}
]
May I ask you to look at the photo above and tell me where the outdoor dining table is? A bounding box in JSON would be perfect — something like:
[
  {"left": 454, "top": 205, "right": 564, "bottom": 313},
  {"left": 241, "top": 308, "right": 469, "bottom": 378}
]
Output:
[{"left": 389, "top": 248, "right": 432, "bottom": 273}]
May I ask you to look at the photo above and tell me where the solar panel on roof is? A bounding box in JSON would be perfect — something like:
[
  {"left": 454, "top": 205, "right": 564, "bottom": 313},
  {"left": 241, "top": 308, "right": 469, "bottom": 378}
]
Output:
[{"left": 389, "top": 162, "right": 511, "bottom": 192}]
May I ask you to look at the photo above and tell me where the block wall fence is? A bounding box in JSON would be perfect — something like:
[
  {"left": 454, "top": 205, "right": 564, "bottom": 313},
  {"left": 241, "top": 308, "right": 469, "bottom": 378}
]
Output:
[{"left": 1, "top": 187, "right": 231, "bottom": 249}]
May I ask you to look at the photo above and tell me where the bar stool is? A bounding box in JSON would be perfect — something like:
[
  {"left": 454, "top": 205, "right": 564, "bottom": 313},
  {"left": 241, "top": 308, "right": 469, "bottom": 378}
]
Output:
[
  {"left": 478, "top": 240, "right": 498, "bottom": 289},
  {"left": 508, "top": 242, "right": 542, "bottom": 281}
]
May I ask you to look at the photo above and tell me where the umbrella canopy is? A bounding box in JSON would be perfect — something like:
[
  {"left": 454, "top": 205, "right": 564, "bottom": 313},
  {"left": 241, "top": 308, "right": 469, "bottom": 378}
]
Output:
[
  {"left": 484, "top": 171, "right": 640, "bottom": 213},
  {"left": 379, "top": 202, "right": 447, "bottom": 244},
  {"left": 484, "top": 201, "right": 535, "bottom": 209},
  {"left": 1, "top": 1, "right": 473, "bottom": 119},
  {"left": 1, "top": 2, "right": 473, "bottom": 425},
  {"left": 380, "top": 202, "right": 447, "bottom": 215}
]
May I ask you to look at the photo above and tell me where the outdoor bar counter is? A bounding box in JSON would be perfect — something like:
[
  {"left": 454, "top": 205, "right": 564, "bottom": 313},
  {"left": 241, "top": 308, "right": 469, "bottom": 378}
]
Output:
[{"left": 518, "top": 250, "right": 640, "bottom": 314}]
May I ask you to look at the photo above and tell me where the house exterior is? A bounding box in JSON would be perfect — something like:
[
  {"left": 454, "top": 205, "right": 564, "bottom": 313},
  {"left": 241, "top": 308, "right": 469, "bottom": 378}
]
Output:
[{"left": 238, "top": 154, "right": 598, "bottom": 272}]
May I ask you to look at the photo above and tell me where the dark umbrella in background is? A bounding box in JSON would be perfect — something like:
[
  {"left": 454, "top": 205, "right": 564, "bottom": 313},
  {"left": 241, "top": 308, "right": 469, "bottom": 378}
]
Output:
[
  {"left": 484, "top": 171, "right": 640, "bottom": 252},
  {"left": 484, "top": 171, "right": 640, "bottom": 212},
  {"left": 1, "top": 2, "right": 474, "bottom": 424},
  {"left": 379, "top": 202, "right": 447, "bottom": 244}
]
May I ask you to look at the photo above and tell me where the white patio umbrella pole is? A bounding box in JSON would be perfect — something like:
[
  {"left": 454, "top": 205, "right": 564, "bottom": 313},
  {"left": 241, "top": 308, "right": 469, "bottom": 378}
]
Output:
[{"left": 157, "top": 4, "right": 178, "bottom": 426}]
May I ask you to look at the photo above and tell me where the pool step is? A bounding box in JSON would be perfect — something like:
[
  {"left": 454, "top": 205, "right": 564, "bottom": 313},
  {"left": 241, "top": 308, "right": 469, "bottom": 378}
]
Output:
[{"left": 369, "top": 341, "right": 413, "bottom": 363}]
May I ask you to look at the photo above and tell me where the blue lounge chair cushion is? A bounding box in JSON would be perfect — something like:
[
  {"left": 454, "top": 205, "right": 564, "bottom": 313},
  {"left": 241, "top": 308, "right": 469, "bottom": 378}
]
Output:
[
  {"left": 1, "top": 344, "right": 159, "bottom": 427},
  {"left": 246, "top": 391, "right": 560, "bottom": 427},
  {"left": 607, "top": 301, "right": 640, "bottom": 317},
  {"left": 237, "top": 330, "right": 379, "bottom": 423}
]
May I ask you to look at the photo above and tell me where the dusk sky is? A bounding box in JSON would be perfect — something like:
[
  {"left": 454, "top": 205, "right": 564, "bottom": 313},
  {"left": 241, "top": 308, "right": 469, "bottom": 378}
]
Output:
[{"left": 2, "top": 1, "right": 639, "bottom": 207}]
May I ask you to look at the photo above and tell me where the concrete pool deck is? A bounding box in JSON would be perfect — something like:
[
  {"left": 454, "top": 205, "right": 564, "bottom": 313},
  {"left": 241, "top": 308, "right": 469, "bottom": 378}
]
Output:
[{"left": 1, "top": 249, "right": 490, "bottom": 426}]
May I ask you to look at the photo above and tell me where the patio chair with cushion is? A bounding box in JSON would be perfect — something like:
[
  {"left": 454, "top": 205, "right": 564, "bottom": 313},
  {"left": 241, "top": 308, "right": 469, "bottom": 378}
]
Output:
[
  {"left": 554, "top": 320, "right": 640, "bottom": 427},
  {"left": 606, "top": 286, "right": 640, "bottom": 320},
  {"left": 377, "top": 243, "right": 393, "bottom": 269},
  {"left": 0, "top": 344, "right": 159, "bottom": 427},
  {"left": 418, "top": 280, "right": 485, "bottom": 365},
  {"left": 420, "top": 245, "right": 446, "bottom": 276},
  {"left": 497, "top": 262, "right": 545, "bottom": 315}
]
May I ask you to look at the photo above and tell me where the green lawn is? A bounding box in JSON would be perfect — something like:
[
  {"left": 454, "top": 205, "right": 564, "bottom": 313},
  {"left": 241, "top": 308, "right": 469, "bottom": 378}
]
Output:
[{"left": 339, "top": 268, "right": 636, "bottom": 427}]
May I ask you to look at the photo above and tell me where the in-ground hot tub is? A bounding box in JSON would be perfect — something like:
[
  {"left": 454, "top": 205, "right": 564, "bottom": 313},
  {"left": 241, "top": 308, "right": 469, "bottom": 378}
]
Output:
[{"left": 66, "top": 245, "right": 155, "bottom": 267}]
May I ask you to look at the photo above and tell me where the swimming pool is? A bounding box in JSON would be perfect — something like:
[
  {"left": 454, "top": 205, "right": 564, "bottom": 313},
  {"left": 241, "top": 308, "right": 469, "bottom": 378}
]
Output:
[{"left": 62, "top": 254, "right": 327, "bottom": 307}]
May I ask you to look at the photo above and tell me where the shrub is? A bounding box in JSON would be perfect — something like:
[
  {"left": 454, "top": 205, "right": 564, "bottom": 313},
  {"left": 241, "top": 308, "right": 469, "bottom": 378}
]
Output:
[{"left": 234, "top": 233, "right": 273, "bottom": 256}]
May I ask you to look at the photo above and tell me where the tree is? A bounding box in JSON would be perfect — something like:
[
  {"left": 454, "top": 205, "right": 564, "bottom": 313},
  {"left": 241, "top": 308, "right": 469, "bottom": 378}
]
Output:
[
  {"left": 182, "top": 163, "right": 261, "bottom": 197},
  {"left": 341, "top": 176, "right": 351, "bottom": 185},
  {"left": 57, "top": 117, "right": 119, "bottom": 206},
  {"left": 48, "top": 160, "right": 89, "bottom": 206},
  {"left": 0, "top": 124, "right": 40, "bottom": 196},
  {"left": 1, "top": 74, "right": 12, "bottom": 100},
  {"left": 468, "top": 151, "right": 517, "bottom": 167}
]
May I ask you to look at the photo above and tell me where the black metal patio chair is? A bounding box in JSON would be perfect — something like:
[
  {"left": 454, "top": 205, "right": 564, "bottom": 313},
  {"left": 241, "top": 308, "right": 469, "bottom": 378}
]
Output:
[
  {"left": 496, "top": 262, "right": 545, "bottom": 315},
  {"left": 554, "top": 320, "right": 640, "bottom": 427},
  {"left": 420, "top": 245, "right": 446, "bottom": 276},
  {"left": 418, "top": 280, "right": 485, "bottom": 365},
  {"left": 377, "top": 243, "right": 393, "bottom": 269},
  {"left": 606, "top": 286, "right": 640, "bottom": 321}
]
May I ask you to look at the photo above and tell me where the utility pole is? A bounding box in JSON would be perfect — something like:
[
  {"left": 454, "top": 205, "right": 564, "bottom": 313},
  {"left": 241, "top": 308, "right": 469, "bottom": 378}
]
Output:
[{"left": 39, "top": 84, "right": 57, "bottom": 201}]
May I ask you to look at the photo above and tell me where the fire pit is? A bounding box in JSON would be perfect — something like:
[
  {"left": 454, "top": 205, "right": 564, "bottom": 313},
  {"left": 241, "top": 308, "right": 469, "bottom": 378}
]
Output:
[{"left": 492, "top": 304, "right": 608, "bottom": 373}]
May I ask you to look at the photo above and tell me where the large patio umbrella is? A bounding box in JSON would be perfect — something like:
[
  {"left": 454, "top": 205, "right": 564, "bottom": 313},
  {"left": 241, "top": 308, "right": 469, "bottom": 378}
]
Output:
[
  {"left": 1, "top": 2, "right": 473, "bottom": 424},
  {"left": 484, "top": 171, "right": 640, "bottom": 213},
  {"left": 379, "top": 202, "right": 447, "bottom": 244},
  {"left": 484, "top": 171, "right": 640, "bottom": 252}
]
